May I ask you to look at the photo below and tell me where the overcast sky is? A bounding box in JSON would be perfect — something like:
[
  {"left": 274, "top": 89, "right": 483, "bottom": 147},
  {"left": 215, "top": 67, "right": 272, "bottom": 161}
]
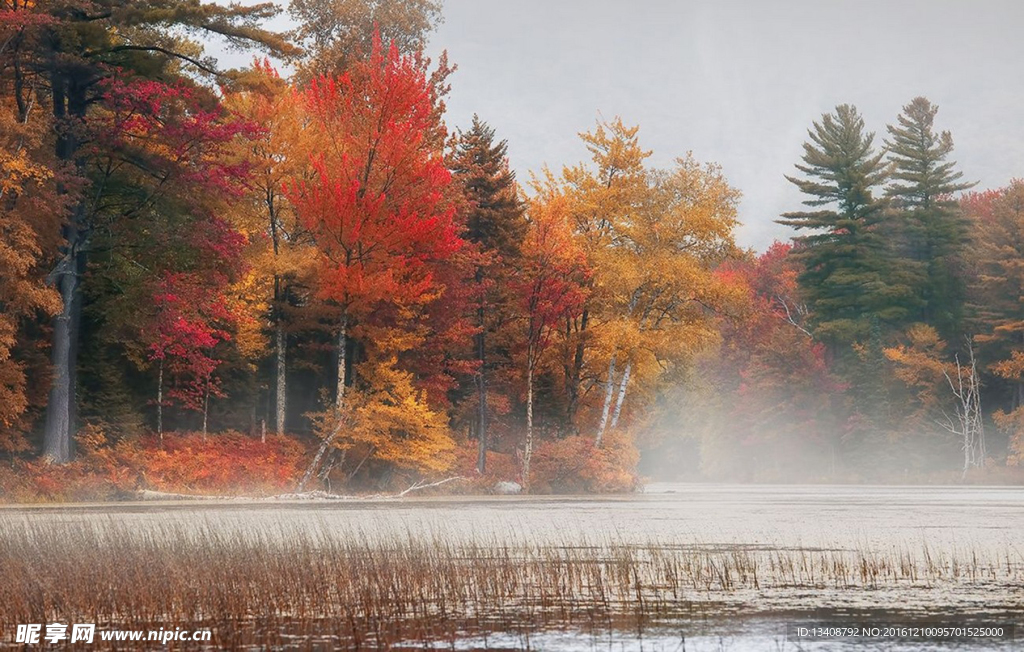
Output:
[{"left": 220, "top": 0, "right": 1024, "bottom": 251}]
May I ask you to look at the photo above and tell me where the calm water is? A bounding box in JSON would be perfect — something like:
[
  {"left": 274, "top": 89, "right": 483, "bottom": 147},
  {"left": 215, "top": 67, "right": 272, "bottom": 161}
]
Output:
[{"left": 3, "top": 484, "right": 1023, "bottom": 650}]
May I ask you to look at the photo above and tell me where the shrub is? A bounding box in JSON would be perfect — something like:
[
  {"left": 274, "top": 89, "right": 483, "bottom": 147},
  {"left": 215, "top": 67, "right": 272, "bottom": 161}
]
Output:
[
  {"left": 0, "top": 429, "right": 308, "bottom": 502},
  {"left": 530, "top": 431, "right": 640, "bottom": 494}
]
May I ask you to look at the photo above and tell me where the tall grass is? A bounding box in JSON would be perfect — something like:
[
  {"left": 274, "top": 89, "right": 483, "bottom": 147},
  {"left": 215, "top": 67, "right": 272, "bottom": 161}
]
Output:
[{"left": 0, "top": 519, "right": 1020, "bottom": 648}]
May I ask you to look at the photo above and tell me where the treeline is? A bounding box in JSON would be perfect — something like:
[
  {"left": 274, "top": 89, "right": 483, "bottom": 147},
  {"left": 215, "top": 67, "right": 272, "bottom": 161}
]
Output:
[
  {"left": 3, "top": 0, "right": 1023, "bottom": 494},
  {"left": 0, "top": 0, "right": 743, "bottom": 493},
  {"left": 658, "top": 101, "right": 1024, "bottom": 482}
]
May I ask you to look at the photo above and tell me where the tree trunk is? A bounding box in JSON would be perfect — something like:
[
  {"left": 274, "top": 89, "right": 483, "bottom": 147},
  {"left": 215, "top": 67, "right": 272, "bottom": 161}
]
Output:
[
  {"left": 156, "top": 359, "right": 164, "bottom": 443},
  {"left": 296, "top": 312, "right": 348, "bottom": 491},
  {"left": 42, "top": 71, "right": 88, "bottom": 464},
  {"left": 475, "top": 277, "right": 488, "bottom": 473},
  {"left": 42, "top": 256, "right": 76, "bottom": 463},
  {"left": 523, "top": 344, "right": 534, "bottom": 493},
  {"left": 564, "top": 308, "right": 588, "bottom": 429},
  {"left": 336, "top": 313, "right": 348, "bottom": 404},
  {"left": 275, "top": 322, "right": 286, "bottom": 434},
  {"left": 595, "top": 353, "right": 617, "bottom": 447},
  {"left": 609, "top": 361, "right": 632, "bottom": 431}
]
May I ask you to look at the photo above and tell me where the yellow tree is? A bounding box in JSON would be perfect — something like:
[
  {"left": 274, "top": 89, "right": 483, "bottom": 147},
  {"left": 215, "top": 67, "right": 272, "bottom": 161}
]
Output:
[
  {"left": 0, "top": 71, "right": 63, "bottom": 455},
  {"left": 593, "top": 156, "right": 743, "bottom": 445},
  {"left": 551, "top": 118, "right": 651, "bottom": 431},
  {"left": 311, "top": 324, "right": 456, "bottom": 483},
  {"left": 546, "top": 119, "right": 743, "bottom": 444},
  {"left": 224, "top": 61, "right": 316, "bottom": 436}
]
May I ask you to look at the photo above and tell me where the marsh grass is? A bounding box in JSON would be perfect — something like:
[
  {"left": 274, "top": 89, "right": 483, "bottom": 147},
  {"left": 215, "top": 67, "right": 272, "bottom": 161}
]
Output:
[{"left": 0, "top": 519, "right": 1021, "bottom": 648}]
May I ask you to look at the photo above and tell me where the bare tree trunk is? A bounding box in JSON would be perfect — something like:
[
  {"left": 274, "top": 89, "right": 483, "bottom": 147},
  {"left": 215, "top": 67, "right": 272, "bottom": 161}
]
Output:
[
  {"left": 297, "top": 312, "right": 348, "bottom": 491},
  {"left": 336, "top": 313, "right": 348, "bottom": 404},
  {"left": 202, "top": 383, "right": 209, "bottom": 440},
  {"left": 609, "top": 361, "right": 632, "bottom": 431},
  {"left": 595, "top": 353, "right": 617, "bottom": 447},
  {"left": 43, "top": 252, "right": 76, "bottom": 463},
  {"left": 475, "top": 282, "right": 488, "bottom": 473},
  {"left": 523, "top": 344, "right": 534, "bottom": 493},
  {"left": 261, "top": 419, "right": 266, "bottom": 444},
  {"left": 942, "top": 339, "right": 985, "bottom": 480},
  {"left": 564, "top": 308, "right": 588, "bottom": 429},
  {"left": 156, "top": 359, "right": 164, "bottom": 443},
  {"left": 275, "top": 322, "right": 286, "bottom": 434},
  {"left": 43, "top": 70, "right": 88, "bottom": 464}
]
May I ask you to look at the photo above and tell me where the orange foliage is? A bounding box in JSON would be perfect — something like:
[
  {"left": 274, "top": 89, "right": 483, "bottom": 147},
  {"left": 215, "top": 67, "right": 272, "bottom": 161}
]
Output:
[
  {"left": 529, "top": 432, "right": 640, "bottom": 494},
  {"left": 137, "top": 432, "right": 306, "bottom": 493},
  {"left": 0, "top": 429, "right": 307, "bottom": 502}
]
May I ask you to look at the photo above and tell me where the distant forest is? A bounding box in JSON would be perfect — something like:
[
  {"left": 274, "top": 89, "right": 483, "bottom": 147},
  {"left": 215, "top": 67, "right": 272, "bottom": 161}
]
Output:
[{"left": 3, "top": 0, "right": 1024, "bottom": 499}]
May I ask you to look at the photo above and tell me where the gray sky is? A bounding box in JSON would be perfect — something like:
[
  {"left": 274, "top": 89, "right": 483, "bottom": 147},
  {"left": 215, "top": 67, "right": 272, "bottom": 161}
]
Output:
[{"left": 219, "top": 0, "right": 1024, "bottom": 251}]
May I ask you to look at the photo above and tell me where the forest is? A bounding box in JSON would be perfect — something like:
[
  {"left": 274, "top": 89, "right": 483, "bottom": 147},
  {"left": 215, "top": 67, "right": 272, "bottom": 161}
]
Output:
[{"left": 3, "top": 0, "right": 1024, "bottom": 501}]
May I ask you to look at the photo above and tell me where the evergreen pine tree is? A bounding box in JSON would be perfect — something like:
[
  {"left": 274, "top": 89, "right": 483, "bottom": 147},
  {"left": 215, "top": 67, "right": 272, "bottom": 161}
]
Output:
[
  {"left": 778, "top": 104, "right": 914, "bottom": 348},
  {"left": 885, "top": 97, "right": 975, "bottom": 340},
  {"left": 449, "top": 116, "right": 527, "bottom": 472}
]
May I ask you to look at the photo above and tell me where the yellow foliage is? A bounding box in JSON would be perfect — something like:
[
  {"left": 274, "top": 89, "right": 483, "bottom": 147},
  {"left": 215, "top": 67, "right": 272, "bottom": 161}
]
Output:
[
  {"left": 222, "top": 63, "right": 319, "bottom": 361},
  {"left": 993, "top": 408, "right": 1024, "bottom": 467},
  {"left": 541, "top": 119, "right": 742, "bottom": 433},
  {"left": 326, "top": 355, "right": 455, "bottom": 475},
  {"left": 0, "top": 95, "right": 63, "bottom": 443},
  {"left": 883, "top": 324, "right": 951, "bottom": 410}
]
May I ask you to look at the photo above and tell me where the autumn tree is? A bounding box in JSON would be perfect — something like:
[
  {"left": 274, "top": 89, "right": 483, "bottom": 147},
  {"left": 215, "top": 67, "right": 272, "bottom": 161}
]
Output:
[
  {"left": 0, "top": 20, "right": 64, "bottom": 455},
  {"left": 287, "top": 34, "right": 461, "bottom": 488},
  {"left": 224, "top": 61, "right": 315, "bottom": 436},
  {"left": 779, "top": 104, "right": 914, "bottom": 348},
  {"left": 449, "top": 115, "right": 527, "bottom": 472},
  {"left": 147, "top": 271, "right": 240, "bottom": 439},
  {"left": 555, "top": 118, "right": 651, "bottom": 432},
  {"left": 965, "top": 183, "right": 1024, "bottom": 463},
  {"left": 516, "top": 191, "right": 588, "bottom": 490},
  {"left": 289, "top": 0, "right": 443, "bottom": 81},
  {"left": 886, "top": 97, "right": 974, "bottom": 339},
  {"left": 591, "top": 156, "right": 743, "bottom": 446},
  {"left": 543, "top": 119, "right": 743, "bottom": 447},
  {"left": 1, "top": 0, "right": 293, "bottom": 462},
  {"left": 67, "top": 74, "right": 261, "bottom": 444}
]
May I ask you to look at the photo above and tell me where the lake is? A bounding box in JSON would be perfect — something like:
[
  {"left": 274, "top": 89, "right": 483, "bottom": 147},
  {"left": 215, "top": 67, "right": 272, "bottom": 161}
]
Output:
[{"left": 1, "top": 484, "right": 1022, "bottom": 650}]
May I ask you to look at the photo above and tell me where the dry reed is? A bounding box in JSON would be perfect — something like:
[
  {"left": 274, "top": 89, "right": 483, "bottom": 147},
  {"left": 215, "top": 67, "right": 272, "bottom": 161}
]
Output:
[{"left": 0, "top": 518, "right": 1020, "bottom": 648}]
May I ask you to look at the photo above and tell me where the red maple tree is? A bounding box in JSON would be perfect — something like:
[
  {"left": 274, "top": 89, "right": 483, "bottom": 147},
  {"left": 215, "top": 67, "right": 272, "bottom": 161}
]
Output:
[{"left": 286, "top": 32, "right": 461, "bottom": 399}]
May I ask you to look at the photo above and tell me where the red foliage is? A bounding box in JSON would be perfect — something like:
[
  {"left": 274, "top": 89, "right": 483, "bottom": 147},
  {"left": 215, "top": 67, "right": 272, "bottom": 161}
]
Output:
[
  {"left": 529, "top": 432, "right": 639, "bottom": 494},
  {"left": 147, "top": 272, "right": 237, "bottom": 413},
  {"left": 517, "top": 195, "right": 589, "bottom": 366},
  {"left": 0, "top": 430, "right": 308, "bottom": 502},
  {"left": 286, "top": 33, "right": 461, "bottom": 323},
  {"left": 960, "top": 188, "right": 1004, "bottom": 224},
  {"left": 95, "top": 77, "right": 259, "bottom": 195},
  {"left": 138, "top": 432, "right": 306, "bottom": 493}
]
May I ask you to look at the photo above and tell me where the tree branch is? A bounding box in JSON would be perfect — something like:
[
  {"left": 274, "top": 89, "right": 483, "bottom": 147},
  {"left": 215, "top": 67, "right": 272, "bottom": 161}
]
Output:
[{"left": 88, "top": 46, "right": 220, "bottom": 76}]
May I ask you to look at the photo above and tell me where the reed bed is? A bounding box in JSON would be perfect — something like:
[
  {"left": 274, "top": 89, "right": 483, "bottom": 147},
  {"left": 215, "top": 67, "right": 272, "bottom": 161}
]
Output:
[{"left": 0, "top": 518, "right": 1021, "bottom": 648}]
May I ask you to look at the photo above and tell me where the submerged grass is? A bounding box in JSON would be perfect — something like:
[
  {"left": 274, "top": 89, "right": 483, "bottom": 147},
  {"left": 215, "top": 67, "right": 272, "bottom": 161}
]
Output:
[{"left": 0, "top": 518, "right": 1021, "bottom": 648}]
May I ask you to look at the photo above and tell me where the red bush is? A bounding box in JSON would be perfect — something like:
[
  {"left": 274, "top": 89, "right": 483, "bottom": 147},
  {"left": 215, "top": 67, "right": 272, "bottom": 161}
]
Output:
[
  {"left": 530, "top": 431, "right": 640, "bottom": 494},
  {"left": 0, "top": 429, "right": 308, "bottom": 502}
]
